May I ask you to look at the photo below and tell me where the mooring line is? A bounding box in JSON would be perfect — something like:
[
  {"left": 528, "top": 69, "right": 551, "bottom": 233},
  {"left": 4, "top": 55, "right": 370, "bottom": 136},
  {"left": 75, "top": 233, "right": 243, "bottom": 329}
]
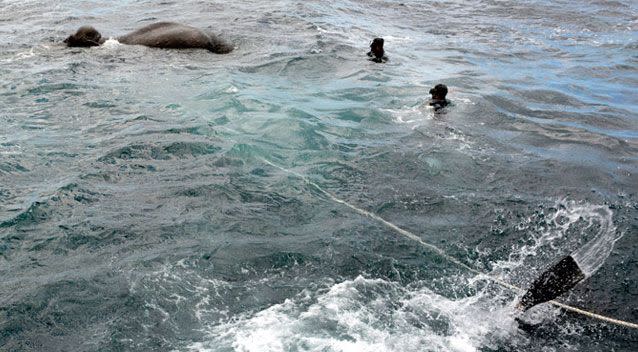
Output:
[{"left": 260, "top": 157, "right": 638, "bottom": 330}]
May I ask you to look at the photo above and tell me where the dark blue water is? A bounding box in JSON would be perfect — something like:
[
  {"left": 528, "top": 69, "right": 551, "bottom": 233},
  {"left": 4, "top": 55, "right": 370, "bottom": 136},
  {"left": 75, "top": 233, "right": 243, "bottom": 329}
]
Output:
[{"left": 1, "top": 1, "right": 637, "bottom": 351}]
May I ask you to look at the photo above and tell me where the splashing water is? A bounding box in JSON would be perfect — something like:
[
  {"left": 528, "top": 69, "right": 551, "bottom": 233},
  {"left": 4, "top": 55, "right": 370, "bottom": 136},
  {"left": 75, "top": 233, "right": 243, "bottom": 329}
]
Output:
[
  {"left": 1, "top": 0, "right": 636, "bottom": 350},
  {"left": 185, "top": 198, "right": 628, "bottom": 352},
  {"left": 189, "top": 276, "right": 525, "bottom": 352},
  {"left": 491, "top": 200, "right": 622, "bottom": 281},
  {"left": 569, "top": 205, "right": 621, "bottom": 276}
]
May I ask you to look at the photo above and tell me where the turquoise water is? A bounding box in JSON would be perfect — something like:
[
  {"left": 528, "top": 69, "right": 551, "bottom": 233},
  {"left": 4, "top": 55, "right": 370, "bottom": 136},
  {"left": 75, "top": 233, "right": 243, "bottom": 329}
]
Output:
[{"left": 1, "top": 0, "right": 637, "bottom": 351}]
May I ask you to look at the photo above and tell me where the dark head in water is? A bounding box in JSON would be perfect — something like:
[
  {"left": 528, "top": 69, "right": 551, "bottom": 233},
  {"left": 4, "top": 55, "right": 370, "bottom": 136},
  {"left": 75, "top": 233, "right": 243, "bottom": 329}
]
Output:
[
  {"left": 370, "top": 38, "right": 384, "bottom": 58},
  {"left": 367, "top": 38, "right": 387, "bottom": 63},
  {"left": 429, "top": 84, "right": 448, "bottom": 100},
  {"left": 64, "top": 26, "right": 105, "bottom": 47},
  {"left": 517, "top": 255, "right": 586, "bottom": 311},
  {"left": 64, "top": 22, "right": 233, "bottom": 54},
  {"left": 429, "top": 84, "right": 449, "bottom": 111}
]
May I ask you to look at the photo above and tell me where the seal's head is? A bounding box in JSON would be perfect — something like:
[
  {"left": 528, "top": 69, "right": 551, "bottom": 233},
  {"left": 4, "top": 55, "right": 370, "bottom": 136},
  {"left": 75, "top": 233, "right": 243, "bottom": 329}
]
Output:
[
  {"left": 429, "top": 84, "right": 448, "bottom": 100},
  {"left": 64, "top": 26, "right": 103, "bottom": 47},
  {"left": 370, "top": 38, "right": 384, "bottom": 59}
]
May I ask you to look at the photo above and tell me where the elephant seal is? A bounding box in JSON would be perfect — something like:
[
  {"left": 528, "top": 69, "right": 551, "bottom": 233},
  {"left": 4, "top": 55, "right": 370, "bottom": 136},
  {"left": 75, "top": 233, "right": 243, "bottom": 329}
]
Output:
[
  {"left": 64, "top": 22, "right": 233, "bottom": 53},
  {"left": 64, "top": 25, "right": 105, "bottom": 47}
]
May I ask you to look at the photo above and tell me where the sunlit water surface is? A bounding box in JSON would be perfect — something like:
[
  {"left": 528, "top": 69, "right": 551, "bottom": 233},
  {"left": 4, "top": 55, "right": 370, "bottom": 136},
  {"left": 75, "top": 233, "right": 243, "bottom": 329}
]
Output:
[{"left": 1, "top": 1, "right": 637, "bottom": 351}]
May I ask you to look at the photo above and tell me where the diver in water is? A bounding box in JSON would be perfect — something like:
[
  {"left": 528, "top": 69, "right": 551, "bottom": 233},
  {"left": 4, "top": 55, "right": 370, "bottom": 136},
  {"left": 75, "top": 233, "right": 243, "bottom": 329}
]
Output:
[
  {"left": 429, "top": 83, "right": 450, "bottom": 112},
  {"left": 63, "top": 22, "right": 233, "bottom": 53},
  {"left": 367, "top": 38, "right": 388, "bottom": 63}
]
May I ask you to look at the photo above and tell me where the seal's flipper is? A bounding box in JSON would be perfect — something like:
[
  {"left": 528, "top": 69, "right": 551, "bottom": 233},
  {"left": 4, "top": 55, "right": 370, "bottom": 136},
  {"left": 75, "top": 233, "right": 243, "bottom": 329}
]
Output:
[{"left": 518, "top": 255, "right": 585, "bottom": 311}]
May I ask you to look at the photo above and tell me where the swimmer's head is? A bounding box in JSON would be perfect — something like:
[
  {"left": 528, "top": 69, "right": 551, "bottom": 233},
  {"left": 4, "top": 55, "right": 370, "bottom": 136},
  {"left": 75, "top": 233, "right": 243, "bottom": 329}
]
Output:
[
  {"left": 64, "top": 26, "right": 103, "bottom": 47},
  {"left": 429, "top": 84, "right": 448, "bottom": 100},
  {"left": 370, "top": 38, "right": 384, "bottom": 58}
]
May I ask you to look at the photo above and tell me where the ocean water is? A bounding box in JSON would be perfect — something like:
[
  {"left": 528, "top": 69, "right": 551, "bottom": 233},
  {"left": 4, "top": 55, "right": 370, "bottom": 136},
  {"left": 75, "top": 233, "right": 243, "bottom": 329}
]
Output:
[{"left": 1, "top": 0, "right": 637, "bottom": 351}]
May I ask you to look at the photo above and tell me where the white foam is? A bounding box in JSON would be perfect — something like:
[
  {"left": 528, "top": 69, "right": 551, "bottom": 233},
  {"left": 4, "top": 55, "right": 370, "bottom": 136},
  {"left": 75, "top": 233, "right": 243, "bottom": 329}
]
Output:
[
  {"left": 385, "top": 105, "right": 431, "bottom": 125},
  {"left": 225, "top": 85, "right": 240, "bottom": 93},
  {"left": 101, "top": 38, "right": 122, "bottom": 49},
  {"left": 190, "top": 276, "right": 524, "bottom": 352}
]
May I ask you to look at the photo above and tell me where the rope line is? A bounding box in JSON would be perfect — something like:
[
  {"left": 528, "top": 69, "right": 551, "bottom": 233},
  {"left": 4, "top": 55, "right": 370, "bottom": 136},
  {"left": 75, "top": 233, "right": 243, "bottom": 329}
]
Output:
[{"left": 260, "top": 157, "right": 638, "bottom": 330}]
